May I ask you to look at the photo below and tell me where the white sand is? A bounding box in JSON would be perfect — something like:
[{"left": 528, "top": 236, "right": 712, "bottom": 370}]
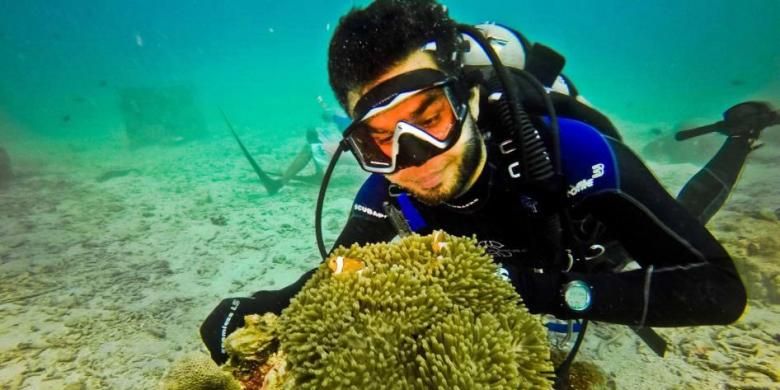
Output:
[{"left": 0, "top": 132, "right": 777, "bottom": 389}]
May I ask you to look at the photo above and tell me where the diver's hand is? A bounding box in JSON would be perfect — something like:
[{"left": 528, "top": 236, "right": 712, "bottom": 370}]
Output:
[
  {"left": 200, "top": 289, "right": 299, "bottom": 364},
  {"left": 200, "top": 295, "right": 273, "bottom": 364},
  {"left": 199, "top": 269, "right": 317, "bottom": 364},
  {"left": 497, "top": 262, "right": 565, "bottom": 317}
]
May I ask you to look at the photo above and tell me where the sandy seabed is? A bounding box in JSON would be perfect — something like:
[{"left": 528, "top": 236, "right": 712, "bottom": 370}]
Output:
[{"left": 0, "top": 132, "right": 778, "bottom": 389}]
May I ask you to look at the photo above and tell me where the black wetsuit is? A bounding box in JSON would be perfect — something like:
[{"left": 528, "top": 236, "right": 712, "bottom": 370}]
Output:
[
  {"left": 200, "top": 93, "right": 751, "bottom": 364},
  {"left": 331, "top": 115, "right": 747, "bottom": 327}
]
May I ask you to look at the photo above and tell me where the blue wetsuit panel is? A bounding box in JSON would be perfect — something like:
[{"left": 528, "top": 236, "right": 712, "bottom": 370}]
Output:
[
  {"left": 397, "top": 193, "right": 427, "bottom": 232},
  {"left": 351, "top": 173, "right": 390, "bottom": 220},
  {"left": 554, "top": 117, "right": 620, "bottom": 202}
]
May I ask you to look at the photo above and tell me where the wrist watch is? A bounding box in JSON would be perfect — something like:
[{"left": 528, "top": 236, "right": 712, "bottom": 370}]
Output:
[{"left": 562, "top": 280, "right": 592, "bottom": 313}]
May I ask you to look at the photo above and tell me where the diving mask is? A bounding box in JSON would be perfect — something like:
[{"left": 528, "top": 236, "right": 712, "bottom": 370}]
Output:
[{"left": 344, "top": 69, "right": 468, "bottom": 174}]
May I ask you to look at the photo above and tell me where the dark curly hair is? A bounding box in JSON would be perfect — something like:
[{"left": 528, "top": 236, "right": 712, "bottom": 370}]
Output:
[{"left": 327, "top": 0, "right": 461, "bottom": 114}]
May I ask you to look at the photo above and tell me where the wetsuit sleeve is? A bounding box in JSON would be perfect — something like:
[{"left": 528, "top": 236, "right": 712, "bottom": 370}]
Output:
[
  {"left": 333, "top": 173, "right": 398, "bottom": 248},
  {"left": 556, "top": 139, "right": 746, "bottom": 326}
]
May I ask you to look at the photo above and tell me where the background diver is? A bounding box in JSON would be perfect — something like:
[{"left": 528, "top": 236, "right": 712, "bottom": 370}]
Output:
[
  {"left": 224, "top": 96, "right": 349, "bottom": 195},
  {"left": 203, "top": 0, "right": 777, "bottom": 382}
]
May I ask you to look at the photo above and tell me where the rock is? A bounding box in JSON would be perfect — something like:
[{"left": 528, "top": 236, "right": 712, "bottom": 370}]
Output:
[
  {"left": 0, "top": 146, "right": 12, "bottom": 187},
  {"left": 119, "top": 86, "right": 207, "bottom": 147},
  {"left": 146, "top": 326, "right": 167, "bottom": 339}
]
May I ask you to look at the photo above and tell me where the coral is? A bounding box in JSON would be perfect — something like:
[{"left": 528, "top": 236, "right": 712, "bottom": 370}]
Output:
[
  {"left": 159, "top": 352, "right": 242, "bottom": 390},
  {"left": 550, "top": 350, "right": 610, "bottom": 390},
  {"left": 257, "top": 352, "right": 289, "bottom": 390},
  {"left": 566, "top": 360, "right": 610, "bottom": 390},
  {"left": 277, "top": 231, "right": 554, "bottom": 389},
  {"left": 223, "top": 350, "right": 290, "bottom": 390},
  {"left": 221, "top": 313, "right": 291, "bottom": 390},
  {"left": 224, "top": 313, "right": 280, "bottom": 363}
]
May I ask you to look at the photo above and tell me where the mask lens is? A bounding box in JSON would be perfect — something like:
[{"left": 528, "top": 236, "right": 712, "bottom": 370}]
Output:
[
  {"left": 367, "top": 87, "right": 456, "bottom": 145},
  {"left": 347, "top": 121, "right": 393, "bottom": 169},
  {"left": 348, "top": 87, "right": 458, "bottom": 167}
]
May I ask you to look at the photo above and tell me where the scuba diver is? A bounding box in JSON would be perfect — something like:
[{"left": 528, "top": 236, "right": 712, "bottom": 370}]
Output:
[
  {"left": 202, "top": 0, "right": 777, "bottom": 383},
  {"left": 223, "top": 97, "right": 348, "bottom": 195},
  {"left": 261, "top": 125, "right": 337, "bottom": 194}
]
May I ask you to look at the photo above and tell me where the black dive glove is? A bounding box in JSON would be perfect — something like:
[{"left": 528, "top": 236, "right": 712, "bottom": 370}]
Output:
[
  {"left": 200, "top": 269, "right": 315, "bottom": 364},
  {"left": 497, "top": 262, "right": 567, "bottom": 318}
]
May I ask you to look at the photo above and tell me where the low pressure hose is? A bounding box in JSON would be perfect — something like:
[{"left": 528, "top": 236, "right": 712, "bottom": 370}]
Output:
[
  {"left": 459, "top": 24, "right": 573, "bottom": 270},
  {"left": 315, "top": 141, "right": 348, "bottom": 259},
  {"left": 496, "top": 93, "right": 555, "bottom": 181}
]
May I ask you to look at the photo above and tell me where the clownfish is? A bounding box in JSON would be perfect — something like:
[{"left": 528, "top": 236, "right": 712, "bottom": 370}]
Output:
[
  {"left": 431, "top": 230, "right": 448, "bottom": 254},
  {"left": 328, "top": 256, "right": 365, "bottom": 275}
]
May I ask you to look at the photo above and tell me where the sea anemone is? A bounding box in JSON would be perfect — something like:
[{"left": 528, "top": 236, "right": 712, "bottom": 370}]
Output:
[{"left": 278, "top": 232, "right": 554, "bottom": 389}]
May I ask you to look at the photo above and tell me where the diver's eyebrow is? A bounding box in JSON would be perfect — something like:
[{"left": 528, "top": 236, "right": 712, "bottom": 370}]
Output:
[{"left": 410, "top": 91, "right": 439, "bottom": 118}]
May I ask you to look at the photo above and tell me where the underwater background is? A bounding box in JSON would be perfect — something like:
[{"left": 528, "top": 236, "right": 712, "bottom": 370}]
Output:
[
  {"left": 0, "top": 0, "right": 778, "bottom": 388},
  {"left": 2, "top": 0, "right": 778, "bottom": 140}
]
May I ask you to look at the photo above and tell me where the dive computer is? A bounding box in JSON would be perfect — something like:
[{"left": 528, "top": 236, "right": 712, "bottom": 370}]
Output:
[{"left": 562, "top": 280, "right": 592, "bottom": 313}]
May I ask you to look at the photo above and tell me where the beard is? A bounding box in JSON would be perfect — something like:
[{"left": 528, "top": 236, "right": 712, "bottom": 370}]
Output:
[{"left": 407, "top": 123, "right": 484, "bottom": 205}]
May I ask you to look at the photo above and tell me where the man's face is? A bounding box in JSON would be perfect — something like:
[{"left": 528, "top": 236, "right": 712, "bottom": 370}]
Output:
[{"left": 347, "top": 51, "right": 484, "bottom": 205}]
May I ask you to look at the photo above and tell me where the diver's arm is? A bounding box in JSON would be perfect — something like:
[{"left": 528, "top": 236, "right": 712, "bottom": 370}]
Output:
[
  {"left": 201, "top": 174, "right": 398, "bottom": 363},
  {"left": 332, "top": 213, "right": 398, "bottom": 248},
  {"left": 332, "top": 173, "right": 398, "bottom": 248},
  {"left": 559, "top": 199, "right": 746, "bottom": 326},
  {"left": 552, "top": 140, "right": 746, "bottom": 326}
]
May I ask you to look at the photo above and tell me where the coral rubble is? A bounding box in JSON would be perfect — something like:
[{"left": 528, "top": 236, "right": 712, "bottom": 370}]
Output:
[{"left": 159, "top": 352, "right": 242, "bottom": 390}]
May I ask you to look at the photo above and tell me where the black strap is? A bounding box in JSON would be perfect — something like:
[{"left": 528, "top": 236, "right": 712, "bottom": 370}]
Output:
[{"left": 351, "top": 69, "right": 449, "bottom": 121}]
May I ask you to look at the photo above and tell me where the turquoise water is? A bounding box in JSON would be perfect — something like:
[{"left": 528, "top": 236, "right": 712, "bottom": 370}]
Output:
[
  {"left": 1, "top": 1, "right": 778, "bottom": 140},
  {"left": 1, "top": 1, "right": 779, "bottom": 389}
]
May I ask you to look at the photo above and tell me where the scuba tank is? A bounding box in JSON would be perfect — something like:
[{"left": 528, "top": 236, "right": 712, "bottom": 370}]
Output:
[
  {"left": 460, "top": 24, "right": 622, "bottom": 141},
  {"left": 460, "top": 23, "right": 581, "bottom": 100}
]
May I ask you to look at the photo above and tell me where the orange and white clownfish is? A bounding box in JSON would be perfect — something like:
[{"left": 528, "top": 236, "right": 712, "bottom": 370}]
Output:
[
  {"left": 431, "top": 230, "right": 448, "bottom": 254},
  {"left": 328, "top": 255, "right": 365, "bottom": 275}
]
